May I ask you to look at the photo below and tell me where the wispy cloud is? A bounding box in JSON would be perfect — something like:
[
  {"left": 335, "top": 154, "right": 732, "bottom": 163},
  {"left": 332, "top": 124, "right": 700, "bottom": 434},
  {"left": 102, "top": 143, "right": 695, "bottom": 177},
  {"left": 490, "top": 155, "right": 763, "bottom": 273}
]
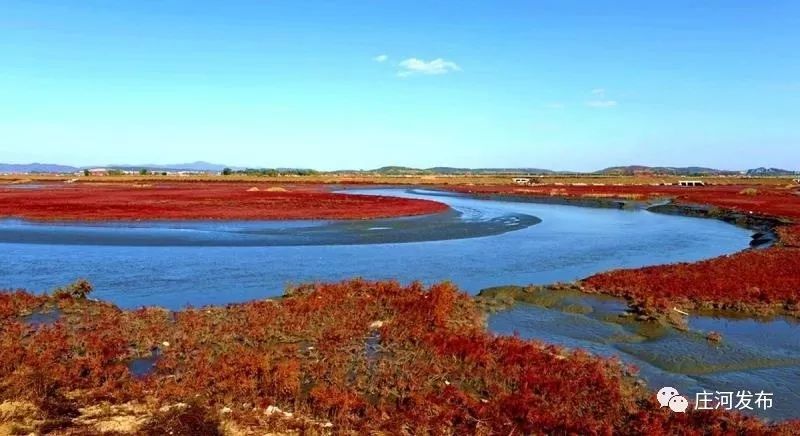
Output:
[
  {"left": 586, "top": 100, "right": 618, "bottom": 108},
  {"left": 586, "top": 88, "right": 618, "bottom": 108},
  {"left": 397, "top": 58, "right": 461, "bottom": 77},
  {"left": 373, "top": 54, "right": 388, "bottom": 63}
]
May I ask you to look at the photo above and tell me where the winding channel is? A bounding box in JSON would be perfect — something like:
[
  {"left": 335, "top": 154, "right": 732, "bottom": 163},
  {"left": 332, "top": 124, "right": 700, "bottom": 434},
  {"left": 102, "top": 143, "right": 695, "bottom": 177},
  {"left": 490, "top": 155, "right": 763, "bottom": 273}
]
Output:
[
  {"left": 0, "top": 188, "right": 752, "bottom": 308},
  {"left": 1, "top": 187, "right": 797, "bottom": 420}
]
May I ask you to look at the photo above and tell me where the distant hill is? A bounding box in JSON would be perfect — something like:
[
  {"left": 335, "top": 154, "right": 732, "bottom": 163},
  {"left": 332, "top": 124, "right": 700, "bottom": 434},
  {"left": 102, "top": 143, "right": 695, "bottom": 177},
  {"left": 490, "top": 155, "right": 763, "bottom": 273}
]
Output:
[
  {"left": 0, "top": 163, "right": 79, "bottom": 174},
  {"left": 371, "top": 166, "right": 428, "bottom": 175},
  {"left": 428, "top": 167, "right": 556, "bottom": 175},
  {"left": 107, "top": 161, "right": 236, "bottom": 172},
  {"left": 595, "top": 165, "right": 739, "bottom": 176},
  {"left": 370, "top": 166, "right": 555, "bottom": 175},
  {"left": 4, "top": 161, "right": 796, "bottom": 176},
  {"left": 0, "top": 161, "right": 238, "bottom": 174},
  {"left": 745, "top": 167, "right": 797, "bottom": 176}
]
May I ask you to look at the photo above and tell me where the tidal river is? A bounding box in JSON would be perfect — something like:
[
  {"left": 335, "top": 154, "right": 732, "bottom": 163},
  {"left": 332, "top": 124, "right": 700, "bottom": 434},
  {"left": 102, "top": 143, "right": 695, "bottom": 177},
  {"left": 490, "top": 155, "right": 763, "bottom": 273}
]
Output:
[
  {"left": 1, "top": 188, "right": 797, "bottom": 420},
  {"left": 0, "top": 188, "right": 752, "bottom": 308}
]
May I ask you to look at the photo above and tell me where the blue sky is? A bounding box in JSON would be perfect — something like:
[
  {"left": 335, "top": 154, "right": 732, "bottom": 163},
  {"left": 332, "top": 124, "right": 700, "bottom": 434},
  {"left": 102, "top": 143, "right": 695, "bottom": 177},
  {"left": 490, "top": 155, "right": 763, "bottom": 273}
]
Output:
[{"left": 1, "top": 1, "right": 798, "bottom": 171}]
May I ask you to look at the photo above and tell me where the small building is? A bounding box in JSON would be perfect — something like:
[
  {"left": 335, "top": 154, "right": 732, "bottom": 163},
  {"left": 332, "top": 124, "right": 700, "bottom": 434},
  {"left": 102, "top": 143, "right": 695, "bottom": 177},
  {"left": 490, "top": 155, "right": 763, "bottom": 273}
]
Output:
[
  {"left": 512, "top": 177, "right": 531, "bottom": 185},
  {"left": 677, "top": 180, "right": 705, "bottom": 187},
  {"left": 86, "top": 168, "right": 109, "bottom": 176}
]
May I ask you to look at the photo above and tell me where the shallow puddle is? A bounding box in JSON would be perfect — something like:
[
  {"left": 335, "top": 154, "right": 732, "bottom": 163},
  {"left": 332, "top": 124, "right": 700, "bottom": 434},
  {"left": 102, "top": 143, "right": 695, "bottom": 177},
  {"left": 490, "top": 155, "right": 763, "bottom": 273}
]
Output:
[
  {"left": 365, "top": 331, "right": 381, "bottom": 362},
  {"left": 488, "top": 291, "right": 800, "bottom": 422},
  {"left": 127, "top": 349, "right": 161, "bottom": 378},
  {"left": 22, "top": 309, "right": 62, "bottom": 327}
]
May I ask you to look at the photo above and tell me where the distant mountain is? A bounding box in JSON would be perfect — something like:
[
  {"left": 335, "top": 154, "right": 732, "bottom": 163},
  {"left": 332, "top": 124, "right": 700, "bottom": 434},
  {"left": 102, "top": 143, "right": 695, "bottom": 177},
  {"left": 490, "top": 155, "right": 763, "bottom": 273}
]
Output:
[
  {"left": 0, "top": 163, "right": 79, "bottom": 174},
  {"left": 4, "top": 161, "right": 795, "bottom": 177},
  {"left": 0, "top": 161, "right": 238, "bottom": 174},
  {"left": 595, "top": 165, "right": 739, "bottom": 176},
  {"left": 107, "top": 161, "right": 236, "bottom": 172},
  {"left": 746, "top": 167, "right": 797, "bottom": 176}
]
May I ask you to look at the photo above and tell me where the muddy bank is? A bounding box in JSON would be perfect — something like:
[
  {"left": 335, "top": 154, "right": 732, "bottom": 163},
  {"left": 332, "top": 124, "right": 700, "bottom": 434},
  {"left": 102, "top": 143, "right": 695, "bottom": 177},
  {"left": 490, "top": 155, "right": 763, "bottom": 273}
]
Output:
[
  {"left": 479, "top": 285, "right": 800, "bottom": 421},
  {"left": 0, "top": 208, "right": 540, "bottom": 247},
  {"left": 477, "top": 274, "right": 799, "bottom": 329},
  {"left": 456, "top": 191, "right": 633, "bottom": 210},
  {"left": 476, "top": 283, "right": 686, "bottom": 330},
  {"left": 646, "top": 203, "right": 787, "bottom": 248}
]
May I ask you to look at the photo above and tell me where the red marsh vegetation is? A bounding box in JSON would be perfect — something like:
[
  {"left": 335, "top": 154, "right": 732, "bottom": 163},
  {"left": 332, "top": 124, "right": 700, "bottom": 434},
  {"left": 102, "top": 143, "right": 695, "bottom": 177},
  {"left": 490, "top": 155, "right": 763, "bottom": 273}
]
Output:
[
  {"left": 448, "top": 183, "right": 800, "bottom": 316},
  {"left": 582, "top": 248, "right": 800, "bottom": 316},
  {"left": 1, "top": 280, "right": 795, "bottom": 434},
  {"left": 0, "top": 183, "right": 448, "bottom": 221},
  {"left": 446, "top": 183, "right": 800, "bottom": 223}
]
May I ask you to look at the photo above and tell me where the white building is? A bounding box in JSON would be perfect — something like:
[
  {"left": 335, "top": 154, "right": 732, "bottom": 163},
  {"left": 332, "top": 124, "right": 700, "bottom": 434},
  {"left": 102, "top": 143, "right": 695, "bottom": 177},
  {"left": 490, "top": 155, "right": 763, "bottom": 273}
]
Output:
[{"left": 86, "top": 168, "right": 109, "bottom": 176}]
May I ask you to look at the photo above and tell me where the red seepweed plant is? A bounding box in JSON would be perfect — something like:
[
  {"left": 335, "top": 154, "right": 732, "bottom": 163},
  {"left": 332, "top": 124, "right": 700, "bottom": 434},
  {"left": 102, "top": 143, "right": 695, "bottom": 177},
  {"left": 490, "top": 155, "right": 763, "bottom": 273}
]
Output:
[
  {"left": 0, "top": 279, "right": 796, "bottom": 434},
  {"left": 0, "top": 182, "right": 448, "bottom": 221}
]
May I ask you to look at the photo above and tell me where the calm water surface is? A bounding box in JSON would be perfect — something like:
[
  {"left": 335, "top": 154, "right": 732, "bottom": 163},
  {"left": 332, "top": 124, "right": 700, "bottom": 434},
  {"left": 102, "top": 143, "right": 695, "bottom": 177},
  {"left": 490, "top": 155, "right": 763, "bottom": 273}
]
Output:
[{"left": 0, "top": 188, "right": 752, "bottom": 309}]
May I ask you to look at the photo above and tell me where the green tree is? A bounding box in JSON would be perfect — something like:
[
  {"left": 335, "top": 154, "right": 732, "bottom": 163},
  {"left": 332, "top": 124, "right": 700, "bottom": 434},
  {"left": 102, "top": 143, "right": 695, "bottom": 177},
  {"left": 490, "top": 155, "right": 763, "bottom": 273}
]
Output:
[
  {"left": 222, "top": 167, "right": 233, "bottom": 176},
  {"left": 83, "top": 169, "right": 90, "bottom": 176},
  {"left": 139, "top": 168, "right": 150, "bottom": 175}
]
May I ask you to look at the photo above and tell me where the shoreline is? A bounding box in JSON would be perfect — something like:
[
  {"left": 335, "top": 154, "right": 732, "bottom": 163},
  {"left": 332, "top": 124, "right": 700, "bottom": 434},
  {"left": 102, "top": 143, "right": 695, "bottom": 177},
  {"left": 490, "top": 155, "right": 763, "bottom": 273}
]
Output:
[
  {"left": 436, "top": 187, "right": 788, "bottom": 244},
  {"left": 0, "top": 208, "right": 541, "bottom": 247},
  {"left": 439, "top": 186, "right": 798, "bottom": 321},
  {"left": 3, "top": 181, "right": 795, "bottom": 318}
]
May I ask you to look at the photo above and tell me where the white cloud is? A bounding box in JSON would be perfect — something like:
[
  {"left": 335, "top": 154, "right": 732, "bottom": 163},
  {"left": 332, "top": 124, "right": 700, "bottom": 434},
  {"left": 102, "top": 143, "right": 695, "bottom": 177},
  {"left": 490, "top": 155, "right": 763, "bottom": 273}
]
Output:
[
  {"left": 373, "top": 54, "right": 388, "bottom": 63},
  {"left": 586, "top": 88, "right": 618, "bottom": 108},
  {"left": 397, "top": 58, "right": 461, "bottom": 77},
  {"left": 586, "top": 100, "right": 618, "bottom": 108}
]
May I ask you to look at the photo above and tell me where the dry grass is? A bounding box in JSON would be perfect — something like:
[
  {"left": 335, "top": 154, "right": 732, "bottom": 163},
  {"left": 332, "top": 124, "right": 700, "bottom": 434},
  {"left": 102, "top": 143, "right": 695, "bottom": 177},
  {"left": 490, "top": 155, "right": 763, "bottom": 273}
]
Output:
[{"left": 740, "top": 187, "right": 759, "bottom": 196}]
